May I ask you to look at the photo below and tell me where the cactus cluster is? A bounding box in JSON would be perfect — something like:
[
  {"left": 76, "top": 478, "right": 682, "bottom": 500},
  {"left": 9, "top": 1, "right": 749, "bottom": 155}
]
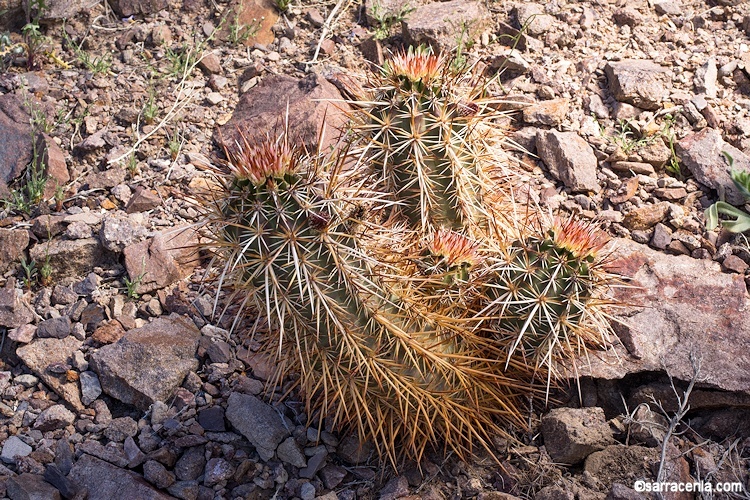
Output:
[{"left": 200, "top": 48, "right": 619, "bottom": 467}]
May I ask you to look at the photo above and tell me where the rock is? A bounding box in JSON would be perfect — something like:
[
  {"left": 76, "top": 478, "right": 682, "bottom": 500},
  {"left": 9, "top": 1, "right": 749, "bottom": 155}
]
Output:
[
  {"left": 92, "top": 320, "right": 127, "bottom": 344},
  {"left": 125, "top": 186, "right": 162, "bottom": 213},
  {"left": 320, "top": 463, "right": 347, "bottom": 489},
  {"left": 124, "top": 436, "right": 146, "bottom": 468},
  {"left": 608, "top": 483, "right": 647, "bottom": 500},
  {"left": 197, "top": 406, "right": 225, "bottom": 432},
  {"left": 364, "top": 0, "right": 410, "bottom": 26},
  {"left": 144, "top": 460, "right": 175, "bottom": 489},
  {"left": 51, "top": 285, "right": 78, "bottom": 306},
  {"left": 1, "top": 436, "right": 32, "bottom": 464},
  {"left": 44, "top": 464, "right": 80, "bottom": 499},
  {"left": 104, "top": 417, "right": 139, "bottom": 442},
  {"left": 623, "top": 202, "right": 670, "bottom": 230},
  {"left": 580, "top": 239, "right": 750, "bottom": 394},
  {"left": 541, "top": 407, "right": 616, "bottom": 465},
  {"left": 100, "top": 212, "right": 148, "bottom": 253},
  {"left": 299, "top": 449, "right": 327, "bottom": 479},
  {"left": 402, "top": 0, "right": 490, "bottom": 53},
  {"left": 536, "top": 130, "right": 600, "bottom": 193},
  {"left": 514, "top": 3, "right": 555, "bottom": 36},
  {"left": 722, "top": 255, "right": 748, "bottom": 274},
  {"left": 167, "top": 480, "right": 201, "bottom": 500},
  {"left": 68, "top": 454, "right": 174, "bottom": 500},
  {"left": 650, "top": 223, "right": 672, "bottom": 250},
  {"left": 109, "top": 0, "right": 168, "bottom": 17},
  {"left": 36, "top": 316, "right": 71, "bottom": 339},
  {"left": 336, "top": 433, "right": 372, "bottom": 464},
  {"left": 6, "top": 473, "right": 62, "bottom": 500},
  {"left": 653, "top": 187, "right": 687, "bottom": 200},
  {"left": 203, "top": 457, "right": 234, "bottom": 486},
  {"left": 33, "top": 404, "right": 75, "bottom": 431},
  {"left": 90, "top": 314, "right": 201, "bottom": 411},
  {"left": 613, "top": 7, "right": 641, "bottom": 27},
  {"left": 522, "top": 99, "right": 569, "bottom": 126},
  {"left": 653, "top": 0, "right": 681, "bottom": 16},
  {"left": 379, "top": 475, "right": 409, "bottom": 500},
  {"left": 225, "top": 393, "right": 290, "bottom": 461},
  {"left": 0, "top": 228, "right": 29, "bottom": 274},
  {"left": 0, "top": 94, "right": 68, "bottom": 200},
  {"left": 694, "top": 57, "right": 718, "bottom": 98},
  {"left": 175, "top": 446, "right": 205, "bottom": 481},
  {"left": 215, "top": 73, "right": 350, "bottom": 154},
  {"left": 675, "top": 128, "right": 750, "bottom": 205},
  {"left": 605, "top": 60, "right": 672, "bottom": 110},
  {"left": 584, "top": 446, "right": 659, "bottom": 486},
  {"left": 610, "top": 161, "right": 655, "bottom": 175},
  {"left": 0, "top": 279, "right": 34, "bottom": 329},
  {"left": 17, "top": 336, "right": 85, "bottom": 410},
  {"left": 628, "top": 406, "right": 668, "bottom": 446},
  {"left": 55, "top": 439, "right": 74, "bottom": 475},
  {"left": 29, "top": 238, "right": 108, "bottom": 283},
  {"left": 79, "top": 371, "right": 102, "bottom": 405},
  {"left": 536, "top": 486, "right": 574, "bottom": 500},
  {"left": 123, "top": 227, "right": 199, "bottom": 295},
  {"left": 277, "top": 437, "right": 307, "bottom": 468},
  {"left": 224, "top": 0, "right": 278, "bottom": 46}
]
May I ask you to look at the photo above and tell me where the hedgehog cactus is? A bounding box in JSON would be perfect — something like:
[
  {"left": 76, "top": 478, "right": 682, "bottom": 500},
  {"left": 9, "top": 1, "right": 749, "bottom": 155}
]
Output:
[
  {"left": 349, "top": 46, "right": 508, "bottom": 235},
  {"left": 479, "top": 217, "right": 617, "bottom": 389},
  {"left": 203, "top": 132, "right": 530, "bottom": 466}
]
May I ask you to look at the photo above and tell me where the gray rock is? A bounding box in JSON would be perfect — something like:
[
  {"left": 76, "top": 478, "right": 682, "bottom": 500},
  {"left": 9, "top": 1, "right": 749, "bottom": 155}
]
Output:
[
  {"left": 584, "top": 445, "right": 659, "bottom": 486},
  {"left": 8, "top": 324, "right": 36, "bottom": 343},
  {"left": 6, "top": 473, "right": 62, "bottom": 500},
  {"left": 79, "top": 371, "right": 102, "bottom": 405},
  {"left": 379, "top": 475, "right": 409, "bottom": 500},
  {"left": 33, "top": 404, "right": 75, "bottom": 431},
  {"left": 37, "top": 316, "right": 72, "bottom": 339},
  {"left": 225, "top": 393, "right": 290, "bottom": 461},
  {"left": 0, "top": 228, "right": 29, "bottom": 274},
  {"left": 580, "top": 239, "right": 750, "bottom": 394},
  {"left": 73, "top": 273, "right": 102, "bottom": 296},
  {"left": 68, "top": 454, "right": 174, "bottom": 500},
  {"left": 215, "top": 73, "right": 350, "bottom": 155},
  {"left": 402, "top": 0, "right": 490, "bottom": 52},
  {"left": 694, "top": 57, "right": 718, "bottom": 98},
  {"left": 1, "top": 436, "right": 32, "bottom": 464},
  {"left": 541, "top": 407, "right": 616, "bottom": 465},
  {"left": 55, "top": 439, "right": 74, "bottom": 475},
  {"left": 124, "top": 436, "right": 146, "bottom": 468},
  {"left": 300, "top": 482, "right": 316, "bottom": 500},
  {"left": 628, "top": 406, "right": 668, "bottom": 447},
  {"left": 144, "top": 460, "right": 176, "bottom": 489},
  {"left": 197, "top": 406, "right": 225, "bottom": 432},
  {"left": 51, "top": 285, "right": 78, "bottom": 306},
  {"left": 15, "top": 373, "right": 39, "bottom": 387},
  {"left": 277, "top": 437, "right": 307, "bottom": 468},
  {"left": 319, "top": 464, "right": 347, "bottom": 490},
  {"left": 100, "top": 212, "right": 148, "bottom": 253},
  {"left": 175, "top": 446, "right": 205, "bottom": 481},
  {"left": 650, "top": 223, "right": 672, "bottom": 250},
  {"left": 125, "top": 186, "right": 162, "bottom": 213},
  {"left": 78, "top": 440, "right": 130, "bottom": 468},
  {"left": 44, "top": 464, "right": 80, "bottom": 499},
  {"left": 0, "top": 278, "right": 34, "bottom": 329},
  {"left": 336, "top": 433, "right": 372, "bottom": 464},
  {"left": 610, "top": 161, "right": 655, "bottom": 175},
  {"left": 605, "top": 60, "right": 672, "bottom": 110},
  {"left": 675, "top": 127, "right": 750, "bottom": 205},
  {"left": 104, "top": 417, "right": 139, "bottom": 442},
  {"left": 536, "top": 130, "right": 600, "bottom": 193},
  {"left": 514, "top": 3, "right": 555, "bottom": 36},
  {"left": 203, "top": 457, "right": 234, "bottom": 487},
  {"left": 16, "top": 336, "right": 85, "bottom": 410},
  {"left": 653, "top": 0, "right": 681, "bottom": 16},
  {"left": 299, "top": 449, "right": 327, "bottom": 479},
  {"left": 167, "top": 480, "right": 201, "bottom": 500},
  {"left": 90, "top": 314, "right": 200, "bottom": 410},
  {"left": 123, "top": 227, "right": 199, "bottom": 295}
]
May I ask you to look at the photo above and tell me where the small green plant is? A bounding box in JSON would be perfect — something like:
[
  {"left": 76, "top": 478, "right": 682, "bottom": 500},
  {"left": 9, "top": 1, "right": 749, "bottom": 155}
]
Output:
[
  {"left": 2, "top": 129, "right": 48, "bottom": 213},
  {"left": 124, "top": 262, "right": 146, "bottom": 300},
  {"left": 370, "top": 1, "right": 413, "bottom": 40},
  {"left": 660, "top": 114, "right": 682, "bottom": 177},
  {"left": 165, "top": 44, "right": 199, "bottom": 78},
  {"left": 275, "top": 0, "right": 291, "bottom": 13},
  {"left": 141, "top": 89, "right": 158, "bottom": 125},
  {"left": 19, "top": 256, "right": 37, "bottom": 288},
  {"left": 126, "top": 152, "right": 139, "bottom": 177},
  {"left": 705, "top": 152, "right": 750, "bottom": 233},
  {"left": 167, "top": 127, "right": 184, "bottom": 161},
  {"left": 228, "top": 10, "right": 261, "bottom": 45},
  {"left": 450, "top": 20, "right": 474, "bottom": 73},
  {"left": 21, "top": 0, "right": 48, "bottom": 70}
]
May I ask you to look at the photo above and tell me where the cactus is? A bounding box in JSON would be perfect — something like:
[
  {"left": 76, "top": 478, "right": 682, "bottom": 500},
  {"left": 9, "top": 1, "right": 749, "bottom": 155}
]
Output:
[
  {"left": 348, "top": 46, "right": 514, "bottom": 236},
  {"left": 478, "top": 217, "right": 617, "bottom": 390},
  {"left": 202, "top": 132, "right": 530, "bottom": 466}
]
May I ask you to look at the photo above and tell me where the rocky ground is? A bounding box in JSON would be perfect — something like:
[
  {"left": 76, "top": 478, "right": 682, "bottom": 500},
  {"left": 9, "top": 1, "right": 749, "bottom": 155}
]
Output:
[{"left": 0, "top": 0, "right": 750, "bottom": 498}]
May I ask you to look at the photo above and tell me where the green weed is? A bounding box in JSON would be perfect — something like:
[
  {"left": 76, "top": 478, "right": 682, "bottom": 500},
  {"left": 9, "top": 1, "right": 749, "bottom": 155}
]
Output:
[{"left": 370, "top": 1, "right": 413, "bottom": 40}]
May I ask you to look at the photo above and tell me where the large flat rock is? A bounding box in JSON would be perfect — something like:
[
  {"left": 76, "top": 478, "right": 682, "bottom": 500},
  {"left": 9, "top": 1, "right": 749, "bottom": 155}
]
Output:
[
  {"left": 68, "top": 454, "right": 175, "bottom": 500},
  {"left": 90, "top": 314, "right": 200, "bottom": 411},
  {"left": 580, "top": 239, "right": 750, "bottom": 393},
  {"left": 17, "top": 336, "right": 85, "bottom": 410}
]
